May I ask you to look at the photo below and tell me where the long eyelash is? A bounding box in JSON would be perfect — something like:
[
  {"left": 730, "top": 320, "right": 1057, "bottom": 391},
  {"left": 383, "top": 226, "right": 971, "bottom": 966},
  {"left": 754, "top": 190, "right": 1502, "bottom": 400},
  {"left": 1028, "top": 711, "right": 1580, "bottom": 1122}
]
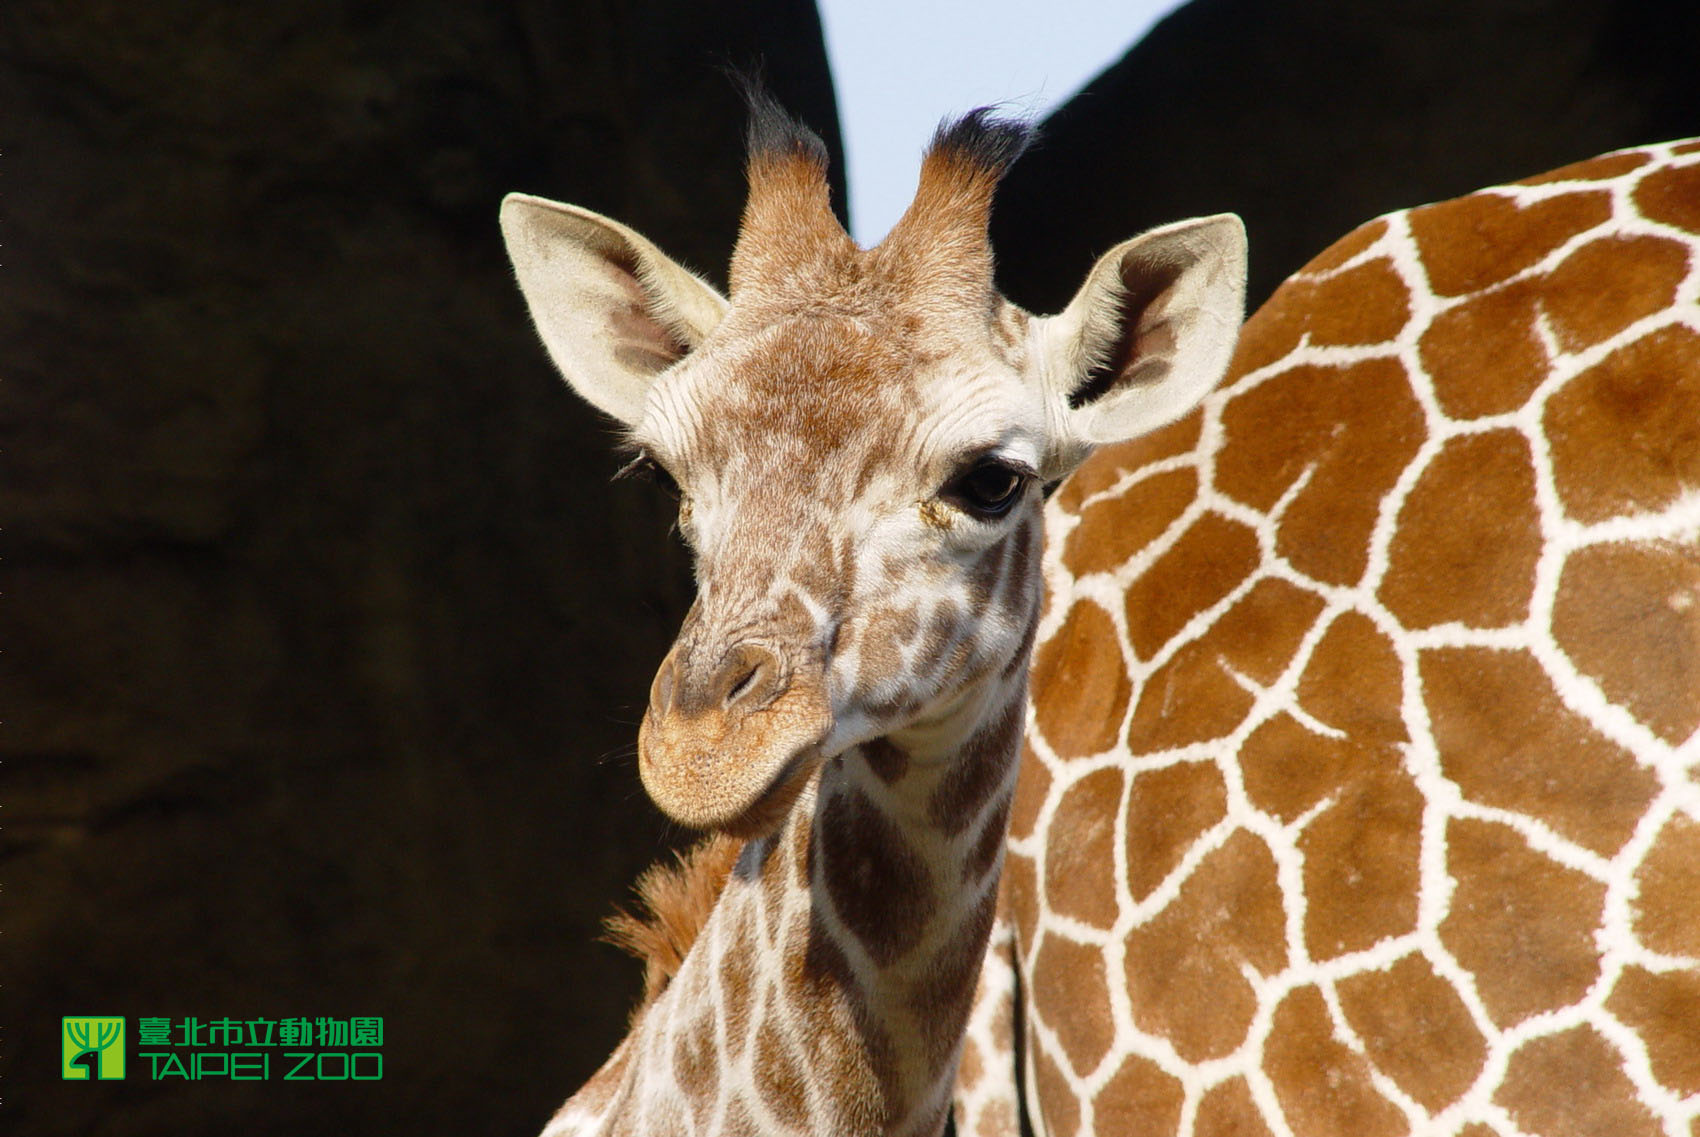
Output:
[
  {"left": 613, "top": 449, "right": 651, "bottom": 482},
  {"left": 614, "top": 447, "right": 683, "bottom": 500}
]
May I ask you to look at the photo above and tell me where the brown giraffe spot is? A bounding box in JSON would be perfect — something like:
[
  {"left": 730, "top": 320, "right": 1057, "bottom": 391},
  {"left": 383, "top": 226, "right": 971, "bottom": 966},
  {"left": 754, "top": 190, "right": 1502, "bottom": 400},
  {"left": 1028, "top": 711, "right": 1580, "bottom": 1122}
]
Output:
[
  {"left": 1676, "top": 141, "right": 1700, "bottom": 156},
  {"left": 1546, "top": 324, "right": 1700, "bottom": 525},
  {"left": 1634, "top": 159, "right": 1700, "bottom": 233},
  {"left": 1457, "top": 1126, "right": 1499, "bottom": 1137},
  {"left": 1031, "top": 932, "right": 1115, "bottom": 1075},
  {"left": 761, "top": 830, "right": 790, "bottom": 934},
  {"left": 861, "top": 737, "right": 909, "bottom": 783},
  {"left": 1062, "top": 468, "right": 1197, "bottom": 576},
  {"left": 1263, "top": 985, "right": 1407, "bottom": 1137},
  {"left": 1008, "top": 740, "right": 1051, "bottom": 841},
  {"left": 1422, "top": 646, "right": 1660, "bottom": 856},
  {"left": 720, "top": 928, "right": 755, "bottom": 1060},
  {"left": 916, "top": 887, "right": 999, "bottom": 1067},
  {"left": 1634, "top": 813, "right": 1700, "bottom": 959},
  {"left": 1336, "top": 953, "right": 1488, "bottom": 1112},
  {"left": 1003, "top": 850, "right": 1040, "bottom": 954},
  {"left": 1123, "top": 512, "right": 1261, "bottom": 660},
  {"left": 1227, "top": 229, "right": 1403, "bottom": 377},
  {"left": 1440, "top": 818, "right": 1606, "bottom": 1027},
  {"left": 1239, "top": 712, "right": 1379, "bottom": 823},
  {"left": 1092, "top": 1053, "right": 1184, "bottom": 1136},
  {"left": 1045, "top": 767, "right": 1124, "bottom": 929},
  {"left": 1127, "top": 577, "right": 1326, "bottom": 755},
  {"left": 929, "top": 696, "right": 1022, "bottom": 834},
  {"left": 1519, "top": 150, "right": 1652, "bottom": 185},
  {"left": 790, "top": 811, "right": 811, "bottom": 888},
  {"left": 915, "top": 601, "right": 968, "bottom": 683},
  {"left": 672, "top": 1012, "right": 719, "bottom": 1122},
  {"left": 1228, "top": 284, "right": 1306, "bottom": 378},
  {"left": 1288, "top": 258, "right": 1415, "bottom": 348},
  {"left": 789, "top": 521, "right": 847, "bottom": 606},
  {"left": 1296, "top": 611, "right": 1408, "bottom": 743},
  {"left": 1300, "top": 764, "right": 1424, "bottom": 961},
  {"left": 754, "top": 1017, "right": 810, "bottom": 1130},
  {"left": 973, "top": 1101, "right": 1017, "bottom": 1137},
  {"left": 1556, "top": 541, "right": 1700, "bottom": 747},
  {"left": 1033, "top": 1041, "right": 1081, "bottom": 1137},
  {"left": 1123, "top": 830, "right": 1287, "bottom": 1063},
  {"left": 957, "top": 1036, "right": 984, "bottom": 1085},
  {"left": 1056, "top": 415, "right": 1204, "bottom": 514},
  {"left": 1384, "top": 430, "right": 1543, "bottom": 629},
  {"left": 1385, "top": 431, "right": 1543, "bottom": 630},
  {"left": 1195, "top": 1077, "right": 1277, "bottom": 1137},
  {"left": 1409, "top": 188, "right": 1613, "bottom": 297},
  {"left": 1420, "top": 278, "right": 1549, "bottom": 419},
  {"left": 1125, "top": 760, "right": 1228, "bottom": 901},
  {"left": 854, "top": 604, "right": 920, "bottom": 697},
  {"left": 782, "top": 917, "right": 885, "bottom": 1128},
  {"left": 1607, "top": 964, "right": 1700, "bottom": 1096},
  {"left": 1302, "top": 217, "right": 1390, "bottom": 274},
  {"left": 1496, "top": 1026, "right": 1663, "bottom": 1137},
  {"left": 965, "top": 797, "right": 1011, "bottom": 883},
  {"left": 819, "top": 788, "right": 932, "bottom": 966},
  {"left": 1218, "top": 358, "right": 1425, "bottom": 588},
  {"left": 1030, "top": 599, "right": 1130, "bottom": 758},
  {"left": 1545, "top": 235, "right": 1692, "bottom": 351},
  {"left": 721, "top": 1098, "right": 760, "bottom": 1137},
  {"left": 1125, "top": 644, "right": 1253, "bottom": 755}
]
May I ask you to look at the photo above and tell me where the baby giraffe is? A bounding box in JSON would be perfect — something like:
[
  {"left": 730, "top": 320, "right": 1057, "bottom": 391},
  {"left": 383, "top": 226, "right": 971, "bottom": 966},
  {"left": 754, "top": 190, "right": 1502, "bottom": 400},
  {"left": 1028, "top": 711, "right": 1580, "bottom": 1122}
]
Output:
[{"left": 501, "top": 92, "right": 1246, "bottom": 1137}]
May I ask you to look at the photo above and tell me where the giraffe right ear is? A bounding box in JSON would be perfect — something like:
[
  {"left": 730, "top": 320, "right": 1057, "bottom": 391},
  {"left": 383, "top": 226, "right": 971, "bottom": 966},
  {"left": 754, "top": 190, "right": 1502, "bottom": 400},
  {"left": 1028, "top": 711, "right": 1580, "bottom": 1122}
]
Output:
[
  {"left": 1033, "top": 214, "right": 1247, "bottom": 477},
  {"left": 501, "top": 193, "right": 729, "bottom": 428}
]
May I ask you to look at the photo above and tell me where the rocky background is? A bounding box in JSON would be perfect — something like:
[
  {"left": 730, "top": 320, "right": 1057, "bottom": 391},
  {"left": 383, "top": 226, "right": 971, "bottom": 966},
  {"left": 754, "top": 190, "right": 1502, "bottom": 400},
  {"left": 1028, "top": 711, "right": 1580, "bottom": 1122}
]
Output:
[
  {"left": 3, "top": 2, "right": 841, "bottom": 1134},
  {"left": 992, "top": 0, "right": 1700, "bottom": 312},
  {"left": 6, "top": 1, "right": 1695, "bottom": 1135}
]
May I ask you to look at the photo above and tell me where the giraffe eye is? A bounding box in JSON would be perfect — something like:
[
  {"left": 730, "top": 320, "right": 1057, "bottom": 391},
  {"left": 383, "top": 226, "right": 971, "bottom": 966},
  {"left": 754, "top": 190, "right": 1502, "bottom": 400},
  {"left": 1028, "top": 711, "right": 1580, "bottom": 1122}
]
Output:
[
  {"left": 944, "top": 459, "right": 1029, "bottom": 520},
  {"left": 617, "top": 450, "right": 681, "bottom": 500}
]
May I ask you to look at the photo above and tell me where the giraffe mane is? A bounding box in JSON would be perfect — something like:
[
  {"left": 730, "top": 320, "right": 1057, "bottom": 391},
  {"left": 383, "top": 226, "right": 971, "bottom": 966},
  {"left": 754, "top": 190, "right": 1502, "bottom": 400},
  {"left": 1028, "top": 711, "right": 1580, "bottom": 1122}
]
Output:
[{"left": 602, "top": 833, "right": 744, "bottom": 1017}]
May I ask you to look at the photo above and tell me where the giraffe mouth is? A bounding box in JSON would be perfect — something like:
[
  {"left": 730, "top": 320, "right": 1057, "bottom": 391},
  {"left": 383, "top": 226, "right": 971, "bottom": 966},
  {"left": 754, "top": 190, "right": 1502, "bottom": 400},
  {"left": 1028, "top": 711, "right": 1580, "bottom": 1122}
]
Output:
[
  {"left": 718, "top": 744, "right": 826, "bottom": 839},
  {"left": 637, "top": 692, "right": 833, "bottom": 834}
]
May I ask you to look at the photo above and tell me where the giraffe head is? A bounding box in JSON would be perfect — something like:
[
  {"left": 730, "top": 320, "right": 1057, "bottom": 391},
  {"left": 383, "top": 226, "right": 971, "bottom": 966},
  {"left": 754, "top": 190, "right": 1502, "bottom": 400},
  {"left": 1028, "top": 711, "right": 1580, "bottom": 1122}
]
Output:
[{"left": 502, "top": 95, "right": 1246, "bottom": 835}]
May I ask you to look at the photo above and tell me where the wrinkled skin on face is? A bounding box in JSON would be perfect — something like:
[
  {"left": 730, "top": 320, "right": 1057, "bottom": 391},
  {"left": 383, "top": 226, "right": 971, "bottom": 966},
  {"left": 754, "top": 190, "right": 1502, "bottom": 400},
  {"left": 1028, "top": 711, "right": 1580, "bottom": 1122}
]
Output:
[{"left": 632, "top": 304, "right": 1051, "bottom": 834}]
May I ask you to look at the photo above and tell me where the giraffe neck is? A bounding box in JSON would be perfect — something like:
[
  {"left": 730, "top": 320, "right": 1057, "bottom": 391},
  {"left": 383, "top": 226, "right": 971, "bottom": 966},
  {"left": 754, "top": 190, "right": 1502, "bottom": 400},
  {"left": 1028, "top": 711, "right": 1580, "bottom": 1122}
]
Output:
[{"left": 547, "top": 670, "right": 1029, "bottom": 1137}]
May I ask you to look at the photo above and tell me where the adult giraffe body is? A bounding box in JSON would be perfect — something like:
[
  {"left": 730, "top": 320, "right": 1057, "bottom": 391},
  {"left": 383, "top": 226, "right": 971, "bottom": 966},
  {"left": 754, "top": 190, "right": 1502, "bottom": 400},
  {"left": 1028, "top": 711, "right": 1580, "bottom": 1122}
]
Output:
[
  {"left": 956, "top": 139, "right": 1700, "bottom": 1137},
  {"left": 502, "top": 92, "right": 1247, "bottom": 1136}
]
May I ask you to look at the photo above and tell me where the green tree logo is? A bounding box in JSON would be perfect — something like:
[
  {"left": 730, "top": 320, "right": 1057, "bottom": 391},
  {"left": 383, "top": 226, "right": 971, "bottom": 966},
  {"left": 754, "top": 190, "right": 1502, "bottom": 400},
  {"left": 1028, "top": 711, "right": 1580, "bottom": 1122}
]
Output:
[{"left": 62, "top": 1016, "right": 126, "bottom": 1080}]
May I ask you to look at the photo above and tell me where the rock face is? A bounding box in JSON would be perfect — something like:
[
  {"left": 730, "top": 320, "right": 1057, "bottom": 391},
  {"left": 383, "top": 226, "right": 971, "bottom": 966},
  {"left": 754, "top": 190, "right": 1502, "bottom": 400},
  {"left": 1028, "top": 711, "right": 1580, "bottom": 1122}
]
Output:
[
  {"left": 1, "top": 3, "right": 839, "bottom": 1135},
  {"left": 992, "top": 0, "right": 1700, "bottom": 313}
]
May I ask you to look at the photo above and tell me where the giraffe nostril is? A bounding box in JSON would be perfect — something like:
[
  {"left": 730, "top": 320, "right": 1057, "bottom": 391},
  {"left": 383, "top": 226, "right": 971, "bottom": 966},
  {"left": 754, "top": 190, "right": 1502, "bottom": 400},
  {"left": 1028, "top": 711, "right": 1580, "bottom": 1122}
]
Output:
[
  {"left": 724, "top": 664, "right": 760, "bottom": 706},
  {"left": 649, "top": 655, "right": 679, "bottom": 718},
  {"left": 715, "top": 643, "right": 783, "bottom": 713}
]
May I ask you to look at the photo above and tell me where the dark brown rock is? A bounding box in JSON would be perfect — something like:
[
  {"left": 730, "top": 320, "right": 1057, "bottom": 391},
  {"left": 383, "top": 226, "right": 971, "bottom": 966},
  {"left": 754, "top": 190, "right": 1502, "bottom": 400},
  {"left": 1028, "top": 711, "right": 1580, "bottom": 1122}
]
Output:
[
  {"left": 1, "top": 2, "right": 839, "bottom": 1135},
  {"left": 991, "top": 0, "right": 1700, "bottom": 313}
]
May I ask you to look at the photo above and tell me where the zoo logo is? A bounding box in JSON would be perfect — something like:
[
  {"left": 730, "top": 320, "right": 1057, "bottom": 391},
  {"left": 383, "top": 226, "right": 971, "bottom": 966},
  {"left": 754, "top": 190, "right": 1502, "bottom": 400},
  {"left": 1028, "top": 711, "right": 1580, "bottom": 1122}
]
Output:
[{"left": 62, "top": 1017, "right": 126, "bottom": 1080}]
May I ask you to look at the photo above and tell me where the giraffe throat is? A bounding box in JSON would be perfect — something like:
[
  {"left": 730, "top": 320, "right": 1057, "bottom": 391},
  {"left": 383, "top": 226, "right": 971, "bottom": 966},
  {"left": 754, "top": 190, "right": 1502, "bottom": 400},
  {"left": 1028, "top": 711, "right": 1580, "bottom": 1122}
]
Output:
[{"left": 548, "top": 663, "right": 1031, "bottom": 1137}]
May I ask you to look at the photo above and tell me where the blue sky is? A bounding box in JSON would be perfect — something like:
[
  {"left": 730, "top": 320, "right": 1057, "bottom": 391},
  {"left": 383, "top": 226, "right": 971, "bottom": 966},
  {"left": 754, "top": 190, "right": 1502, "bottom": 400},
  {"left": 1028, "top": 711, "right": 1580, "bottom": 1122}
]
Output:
[{"left": 816, "top": 0, "right": 1185, "bottom": 245}]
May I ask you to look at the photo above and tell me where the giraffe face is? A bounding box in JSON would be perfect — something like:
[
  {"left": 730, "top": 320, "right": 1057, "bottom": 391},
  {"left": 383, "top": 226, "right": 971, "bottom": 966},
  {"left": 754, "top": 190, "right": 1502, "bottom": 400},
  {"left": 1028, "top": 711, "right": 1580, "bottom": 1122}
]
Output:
[
  {"left": 502, "top": 104, "right": 1246, "bottom": 834},
  {"left": 626, "top": 303, "right": 1051, "bottom": 833}
]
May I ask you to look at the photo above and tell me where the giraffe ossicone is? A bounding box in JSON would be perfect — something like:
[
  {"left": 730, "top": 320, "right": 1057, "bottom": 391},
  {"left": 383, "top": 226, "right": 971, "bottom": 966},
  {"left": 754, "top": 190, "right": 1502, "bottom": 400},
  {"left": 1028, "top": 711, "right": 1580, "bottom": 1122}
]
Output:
[
  {"left": 955, "top": 138, "right": 1700, "bottom": 1137},
  {"left": 502, "top": 89, "right": 1246, "bottom": 1136}
]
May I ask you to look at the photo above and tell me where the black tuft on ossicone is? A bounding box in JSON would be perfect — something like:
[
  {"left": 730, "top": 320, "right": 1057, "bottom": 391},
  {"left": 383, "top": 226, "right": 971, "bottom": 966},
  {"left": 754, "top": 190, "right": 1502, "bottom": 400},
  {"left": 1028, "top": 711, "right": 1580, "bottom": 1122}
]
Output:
[
  {"left": 732, "top": 70, "right": 830, "bottom": 168},
  {"left": 931, "top": 107, "right": 1035, "bottom": 180}
]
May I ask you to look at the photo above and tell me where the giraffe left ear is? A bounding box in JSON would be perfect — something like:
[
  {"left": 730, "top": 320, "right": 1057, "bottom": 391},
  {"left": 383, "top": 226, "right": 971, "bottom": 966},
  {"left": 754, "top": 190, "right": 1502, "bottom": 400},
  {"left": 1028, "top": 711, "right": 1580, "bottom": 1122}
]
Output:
[
  {"left": 1033, "top": 214, "right": 1246, "bottom": 478},
  {"left": 501, "top": 193, "right": 729, "bottom": 428}
]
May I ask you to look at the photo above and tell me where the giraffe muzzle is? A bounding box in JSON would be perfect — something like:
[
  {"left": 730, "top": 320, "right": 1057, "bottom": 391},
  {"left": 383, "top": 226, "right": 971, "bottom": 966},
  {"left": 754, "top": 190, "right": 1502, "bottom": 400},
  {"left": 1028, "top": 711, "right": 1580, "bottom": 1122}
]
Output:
[{"left": 638, "top": 639, "right": 833, "bottom": 834}]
